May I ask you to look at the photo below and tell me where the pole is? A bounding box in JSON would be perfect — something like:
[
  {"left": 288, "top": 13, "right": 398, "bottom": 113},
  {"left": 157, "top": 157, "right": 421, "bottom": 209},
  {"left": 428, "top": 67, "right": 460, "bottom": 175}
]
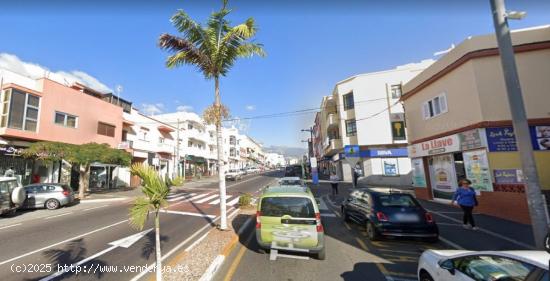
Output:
[
  {"left": 490, "top": 0, "right": 546, "bottom": 249},
  {"left": 176, "top": 118, "right": 181, "bottom": 178}
]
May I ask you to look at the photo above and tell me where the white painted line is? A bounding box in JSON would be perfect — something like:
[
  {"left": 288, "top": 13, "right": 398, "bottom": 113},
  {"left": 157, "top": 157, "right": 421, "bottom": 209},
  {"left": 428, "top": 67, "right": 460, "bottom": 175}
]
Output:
[
  {"left": 198, "top": 255, "right": 225, "bottom": 281},
  {"left": 320, "top": 213, "right": 337, "bottom": 218},
  {"left": 83, "top": 205, "right": 109, "bottom": 211},
  {"left": 0, "top": 223, "right": 21, "bottom": 230},
  {"left": 0, "top": 219, "right": 128, "bottom": 266},
  {"left": 79, "top": 198, "right": 127, "bottom": 203},
  {"left": 196, "top": 194, "right": 219, "bottom": 204},
  {"left": 430, "top": 210, "right": 535, "bottom": 249},
  {"left": 319, "top": 197, "right": 329, "bottom": 210},
  {"left": 185, "top": 232, "right": 209, "bottom": 252},
  {"left": 187, "top": 193, "right": 211, "bottom": 201},
  {"left": 227, "top": 197, "right": 240, "bottom": 206},
  {"left": 167, "top": 193, "right": 196, "bottom": 202},
  {"left": 45, "top": 212, "right": 73, "bottom": 219},
  {"left": 439, "top": 235, "right": 465, "bottom": 250},
  {"left": 227, "top": 175, "right": 263, "bottom": 189},
  {"left": 209, "top": 195, "right": 233, "bottom": 205},
  {"left": 160, "top": 210, "right": 216, "bottom": 219},
  {"left": 237, "top": 217, "right": 254, "bottom": 236}
]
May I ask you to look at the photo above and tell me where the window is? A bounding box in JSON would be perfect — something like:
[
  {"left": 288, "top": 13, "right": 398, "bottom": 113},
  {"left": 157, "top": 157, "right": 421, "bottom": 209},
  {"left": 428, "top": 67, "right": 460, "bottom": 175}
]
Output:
[
  {"left": 422, "top": 93, "right": 448, "bottom": 119},
  {"left": 229, "top": 136, "right": 236, "bottom": 146},
  {"left": 230, "top": 148, "right": 236, "bottom": 157},
  {"left": 390, "top": 84, "right": 402, "bottom": 99},
  {"left": 159, "top": 137, "right": 165, "bottom": 143},
  {"left": 260, "top": 197, "right": 315, "bottom": 218},
  {"left": 454, "top": 255, "right": 536, "bottom": 281},
  {"left": 343, "top": 92, "right": 354, "bottom": 110},
  {"left": 139, "top": 127, "right": 149, "bottom": 141},
  {"left": 97, "top": 122, "right": 115, "bottom": 137},
  {"left": 345, "top": 119, "right": 357, "bottom": 136},
  {"left": 188, "top": 123, "right": 193, "bottom": 130},
  {"left": 6, "top": 89, "right": 40, "bottom": 132},
  {"left": 188, "top": 140, "right": 193, "bottom": 147},
  {"left": 54, "top": 112, "right": 78, "bottom": 128}
]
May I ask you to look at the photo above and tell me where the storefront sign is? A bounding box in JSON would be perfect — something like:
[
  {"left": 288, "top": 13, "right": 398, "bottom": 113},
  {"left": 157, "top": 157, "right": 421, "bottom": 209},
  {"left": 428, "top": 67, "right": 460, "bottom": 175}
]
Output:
[
  {"left": 408, "top": 134, "right": 460, "bottom": 158},
  {"left": 486, "top": 127, "right": 517, "bottom": 151},
  {"left": 494, "top": 169, "right": 524, "bottom": 184},
  {"left": 362, "top": 148, "right": 408, "bottom": 158},
  {"left": 391, "top": 121, "right": 406, "bottom": 141},
  {"left": 0, "top": 146, "right": 22, "bottom": 155},
  {"left": 430, "top": 154, "right": 457, "bottom": 200},
  {"left": 344, "top": 145, "right": 360, "bottom": 157},
  {"left": 382, "top": 158, "right": 398, "bottom": 176},
  {"left": 463, "top": 149, "right": 493, "bottom": 191},
  {"left": 531, "top": 125, "right": 550, "bottom": 151},
  {"left": 459, "top": 129, "right": 485, "bottom": 151},
  {"left": 411, "top": 158, "right": 427, "bottom": 188}
]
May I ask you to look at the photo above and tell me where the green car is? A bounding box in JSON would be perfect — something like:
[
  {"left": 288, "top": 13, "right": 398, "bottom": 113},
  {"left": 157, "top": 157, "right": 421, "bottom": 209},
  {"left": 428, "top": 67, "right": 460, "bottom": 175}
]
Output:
[{"left": 255, "top": 185, "right": 326, "bottom": 260}]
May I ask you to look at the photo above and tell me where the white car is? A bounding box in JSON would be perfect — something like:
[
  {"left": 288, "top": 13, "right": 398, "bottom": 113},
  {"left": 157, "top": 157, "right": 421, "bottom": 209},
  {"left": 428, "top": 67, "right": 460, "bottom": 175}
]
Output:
[
  {"left": 278, "top": 177, "right": 304, "bottom": 186},
  {"left": 418, "top": 250, "right": 549, "bottom": 281},
  {"left": 225, "top": 169, "right": 242, "bottom": 181}
]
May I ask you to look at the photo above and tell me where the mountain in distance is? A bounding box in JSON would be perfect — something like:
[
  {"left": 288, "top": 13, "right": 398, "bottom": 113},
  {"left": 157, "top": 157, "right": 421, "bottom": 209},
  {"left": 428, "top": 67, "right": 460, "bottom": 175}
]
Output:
[{"left": 263, "top": 145, "right": 307, "bottom": 158}]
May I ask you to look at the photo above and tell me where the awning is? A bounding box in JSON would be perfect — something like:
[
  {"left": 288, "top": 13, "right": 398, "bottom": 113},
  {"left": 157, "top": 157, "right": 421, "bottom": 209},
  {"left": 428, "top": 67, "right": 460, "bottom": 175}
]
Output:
[
  {"left": 158, "top": 125, "right": 175, "bottom": 133},
  {"left": 123, "top": 119, "right": 135, "bottom": 126},
  {"left": 184, "top": 155, "right": 206, "bottom": 164}
]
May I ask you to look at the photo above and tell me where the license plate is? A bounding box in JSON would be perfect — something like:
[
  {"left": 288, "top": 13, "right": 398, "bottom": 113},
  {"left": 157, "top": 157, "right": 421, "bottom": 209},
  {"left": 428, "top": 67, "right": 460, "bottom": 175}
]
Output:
[{"left": 394, "top": 214, "right": 419, "bottom": 222}]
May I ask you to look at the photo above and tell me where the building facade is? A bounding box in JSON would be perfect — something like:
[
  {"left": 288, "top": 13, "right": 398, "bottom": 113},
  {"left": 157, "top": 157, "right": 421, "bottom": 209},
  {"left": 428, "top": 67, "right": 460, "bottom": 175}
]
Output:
[{"left": 401, "top": 26, "right": 550, "bottom": 224}]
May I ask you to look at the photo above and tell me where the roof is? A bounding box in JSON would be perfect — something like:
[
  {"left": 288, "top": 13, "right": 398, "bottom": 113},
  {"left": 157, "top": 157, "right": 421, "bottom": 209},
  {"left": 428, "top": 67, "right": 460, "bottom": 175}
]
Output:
[
  {"left": 359, "top": 187, "right": 410, "bottom": 195},
  {"left": 261, "top": 185, "right": 311, "bottom": 197},
  {"left": 280, "top": 177, "right": 300, "bottom": 181}
]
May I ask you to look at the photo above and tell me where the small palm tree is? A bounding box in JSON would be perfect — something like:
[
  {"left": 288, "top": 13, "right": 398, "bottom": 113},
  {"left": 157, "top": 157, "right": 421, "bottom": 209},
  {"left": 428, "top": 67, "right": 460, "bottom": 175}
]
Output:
[
  {"left": 129, "top": 163, "right": 169, "bottom": 281},
  {"left": 158, "top": 0, "right": 265, "bottom": 229}
]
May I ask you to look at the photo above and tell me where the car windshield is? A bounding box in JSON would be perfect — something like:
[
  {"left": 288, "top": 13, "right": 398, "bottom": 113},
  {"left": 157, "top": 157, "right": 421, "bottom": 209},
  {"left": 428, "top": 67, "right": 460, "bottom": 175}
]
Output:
[
  {"left": 260, "top": 197, "right": 315, "bottom": 218},
  {"left": 377, "top": 194, "right": 418, "bottom": 207},
  {"left": 280, "top": 180, "right": 301, "bottom": 186}
]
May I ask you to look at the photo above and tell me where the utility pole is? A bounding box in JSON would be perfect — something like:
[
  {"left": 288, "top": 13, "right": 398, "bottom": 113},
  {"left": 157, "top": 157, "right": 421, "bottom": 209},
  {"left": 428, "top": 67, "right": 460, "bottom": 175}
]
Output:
[{"left": 490, "top": 0, "right": 546, "bottom": 249}]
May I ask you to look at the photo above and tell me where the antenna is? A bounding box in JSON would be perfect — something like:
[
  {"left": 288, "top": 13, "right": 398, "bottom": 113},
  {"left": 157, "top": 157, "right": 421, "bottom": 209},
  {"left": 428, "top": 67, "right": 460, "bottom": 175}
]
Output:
[{"left": 115, "top": 85, "right": 123, "bottom": 105}]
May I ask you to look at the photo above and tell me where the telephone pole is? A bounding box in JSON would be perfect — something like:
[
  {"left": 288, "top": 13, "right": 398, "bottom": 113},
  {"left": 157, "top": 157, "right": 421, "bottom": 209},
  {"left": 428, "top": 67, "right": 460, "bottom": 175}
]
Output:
[{"left": 490, "top": 0, "right": 546, "bottom": 249}]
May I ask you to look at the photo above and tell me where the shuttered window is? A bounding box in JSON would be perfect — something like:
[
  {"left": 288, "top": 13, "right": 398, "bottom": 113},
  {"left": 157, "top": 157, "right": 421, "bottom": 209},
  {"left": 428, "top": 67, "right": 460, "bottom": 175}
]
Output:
[{"left": 97, "top": 122, "right": 115, "bottom": 137}]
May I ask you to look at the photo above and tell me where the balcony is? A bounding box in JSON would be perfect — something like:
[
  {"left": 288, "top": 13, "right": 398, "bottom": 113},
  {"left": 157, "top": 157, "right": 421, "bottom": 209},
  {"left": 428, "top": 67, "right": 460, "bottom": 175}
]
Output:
[
  {"left": 327, "top": 113, "right": 339, "bottom": 128},
  {"left": 187, "top": 129, "right": 209, "bottom": 143},
  {"left": 117, "top": 141, "right": 133, "bottom": 149},
  {"left": 156, "top": 142, "right": 173, "bottom": 154},
  {"left": 324, "top": 138, "right": 342, "bottom": 156}
]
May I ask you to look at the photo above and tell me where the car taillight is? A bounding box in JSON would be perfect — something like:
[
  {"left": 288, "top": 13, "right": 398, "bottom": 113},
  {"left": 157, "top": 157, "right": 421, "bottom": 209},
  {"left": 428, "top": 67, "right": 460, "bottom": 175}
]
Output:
[
  {"left": 425, "top": 212, "right": 434, "bottom": 223},
  {"left": 315, "top": 212, "right": 323, "bottom": 232},
  {"left": 376, "top": 212, "right": 388, "bottom": 222},
  {"left": 256, "top": 211, "right": 261, "bottom": 229},
  {"left": 62, "top": 190, "right": 70, "bottom": 196}
]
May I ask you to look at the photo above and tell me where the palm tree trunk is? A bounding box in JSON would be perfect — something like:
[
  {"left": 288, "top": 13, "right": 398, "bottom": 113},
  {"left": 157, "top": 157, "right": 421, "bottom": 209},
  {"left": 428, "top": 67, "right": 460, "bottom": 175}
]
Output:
[
  {"left": 155, "top": 210, "right": 162, "bottom": 281},
  {"left": 215, "top": 76, "right": 228, "bottom": 230},
  {"left": 78, "top": 164, "right": 90, "bottom": 199}
]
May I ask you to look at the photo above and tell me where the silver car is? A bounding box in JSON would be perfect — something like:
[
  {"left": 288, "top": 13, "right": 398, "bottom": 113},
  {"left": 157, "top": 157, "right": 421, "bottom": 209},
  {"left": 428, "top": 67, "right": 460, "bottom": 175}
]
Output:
[{"left": 23, "top": 184, "right": 75, "bottom": 210}]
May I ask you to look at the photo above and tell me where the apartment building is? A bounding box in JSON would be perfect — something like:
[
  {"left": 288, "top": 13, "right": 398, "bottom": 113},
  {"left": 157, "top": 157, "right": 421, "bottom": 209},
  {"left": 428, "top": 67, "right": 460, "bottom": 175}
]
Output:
[
  {"left": 316, "top": 60, "right": 433, "bottom": 185},
  {"left": 401, "top": 25, "right": 550, "bottom": 224},
  {"left": 0, "top": 69, "right": 124, "bottom": 186},
  {"left": 239, "top": 134, "right": 264, "bottom": 169}
]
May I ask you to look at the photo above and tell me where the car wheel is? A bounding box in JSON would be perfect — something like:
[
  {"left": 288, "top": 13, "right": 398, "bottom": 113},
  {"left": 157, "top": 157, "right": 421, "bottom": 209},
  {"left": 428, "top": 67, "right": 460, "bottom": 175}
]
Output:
[
  {"left": 419, "top": 271, "right": 434, "bottom": 281},
  {"left": 366, "top": 221, "right": 380, "bottom": 241},
  {"left": 315, "top": 247, "right": 326, "bottom": 260},
  {"left": 545, "top": 233, "right": 550, "bottom": 254},
  {"left": 45, "top": 199, "right": 60, "bottom": 210}
]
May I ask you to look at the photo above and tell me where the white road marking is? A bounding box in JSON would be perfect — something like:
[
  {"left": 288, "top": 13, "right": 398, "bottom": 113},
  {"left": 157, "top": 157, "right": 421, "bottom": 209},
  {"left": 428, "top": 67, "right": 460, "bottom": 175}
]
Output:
[
  {"left": 320, "top": 213, "right": 337, "bottom": 217},
  {"left": 195, "top": 194, "right": 219, "bottom": 204},
  {"left": 319, "top": 197, "right": 329, "bottom": 210},
  {"left": 83, "top": 205, "right": 109, "bottom": 211},
  {"left": 439, "top": 236, "right": 465, "bottom": 250},
  {"left": 0, "top": 219, "right": 128, "bottom": 266},
  {"left": 0, "top": 223, "right": 21, "bottom": 230},
  {"left": 79, "top": 198, "right": 127, "bottom": 203},
  {"left": 185, "top": 232, "right": 209, "bottom": 252},
  {"left": 209, "top": 195, "right": 233, "bottom": 205},
  {"left": 45, "top": 212, "right": 73, "bottom": 219},
  {"left": 227, "top": 197, "right": 240, "bottom": 206},
  {"left": 160, "top": 210, "right": 216, "bottom": 219},
  {"left": 187, "top": 193, "right": 211, "bottom": 201},
  {"left": 167, "top": 193, "right": 196, "bottom": 202}
]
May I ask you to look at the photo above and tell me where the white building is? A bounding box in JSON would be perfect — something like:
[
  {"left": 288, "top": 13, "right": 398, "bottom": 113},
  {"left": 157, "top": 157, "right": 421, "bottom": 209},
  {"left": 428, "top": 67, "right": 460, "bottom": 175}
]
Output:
[
  {"left": 266, "top": 153, "right": 285, "bottom": 168},
  {"left": 319, "top": 60, "right": 434, "bottom": 185}
]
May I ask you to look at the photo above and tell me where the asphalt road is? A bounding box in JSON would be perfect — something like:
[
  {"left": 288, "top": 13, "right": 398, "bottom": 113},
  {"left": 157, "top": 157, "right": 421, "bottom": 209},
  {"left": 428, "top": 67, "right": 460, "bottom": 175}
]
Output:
[
  {"left": 0, "top": 171, "right": 279, "bottom": 281},
  {"left": 214, "top": 181, "right": 535, "bottom": 281}
]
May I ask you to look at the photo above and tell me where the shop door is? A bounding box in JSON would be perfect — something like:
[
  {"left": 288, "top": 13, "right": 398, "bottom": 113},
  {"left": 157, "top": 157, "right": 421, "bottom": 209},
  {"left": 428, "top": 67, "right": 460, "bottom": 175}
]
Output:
[{"left": 428, "top": 154, "right": 458, "bottom": 201}]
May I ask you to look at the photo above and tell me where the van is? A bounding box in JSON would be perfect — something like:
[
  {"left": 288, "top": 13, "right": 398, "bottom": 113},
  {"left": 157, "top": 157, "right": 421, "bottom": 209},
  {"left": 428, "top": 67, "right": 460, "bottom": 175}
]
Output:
[{"left": 0, "top": 177, "right": 26, "bottom": 215}]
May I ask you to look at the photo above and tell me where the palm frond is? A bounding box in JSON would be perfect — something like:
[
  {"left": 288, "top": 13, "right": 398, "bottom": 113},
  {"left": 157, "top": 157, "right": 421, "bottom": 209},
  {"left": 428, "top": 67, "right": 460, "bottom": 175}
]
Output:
[
  {"left": 236, "top": 42, "right": 266, "bottom": 58},
  {"left": 158, "top": 34, "right": 212, "bottom": 69},
  {"left": 129, "top": 197, "right": 151, "bottom": 230}
]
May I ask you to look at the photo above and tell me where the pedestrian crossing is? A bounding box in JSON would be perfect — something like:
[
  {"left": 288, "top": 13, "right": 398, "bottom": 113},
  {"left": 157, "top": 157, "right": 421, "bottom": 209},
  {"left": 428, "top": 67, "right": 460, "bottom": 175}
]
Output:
[{"left": 166, "top": 191, "right": 241, "bottom": 206}]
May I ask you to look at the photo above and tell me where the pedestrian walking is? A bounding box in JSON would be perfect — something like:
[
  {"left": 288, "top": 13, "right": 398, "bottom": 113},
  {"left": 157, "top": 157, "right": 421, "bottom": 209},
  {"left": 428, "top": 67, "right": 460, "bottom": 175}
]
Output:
[
  {"left": 330, "top": 172, "right": 339, "bottom": 196},
  {"left": 451, "top": 179, "right": 479, "bottom": 230},
  {"left": 4, "top": 166, "right": 15, "bottom": 177}
]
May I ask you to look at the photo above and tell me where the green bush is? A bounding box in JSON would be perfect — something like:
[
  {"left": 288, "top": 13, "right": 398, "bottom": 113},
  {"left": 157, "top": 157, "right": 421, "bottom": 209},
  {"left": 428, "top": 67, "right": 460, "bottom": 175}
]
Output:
[
  {"left": 238, "top": 193, "right": 252, "bottom": 207},
  {"left": 171, "top": 176, "right": 185, "bottom": 186}
]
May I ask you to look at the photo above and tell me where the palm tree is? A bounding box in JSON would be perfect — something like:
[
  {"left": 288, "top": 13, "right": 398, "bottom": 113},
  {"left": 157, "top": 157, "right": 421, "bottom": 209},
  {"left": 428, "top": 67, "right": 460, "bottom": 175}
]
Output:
[
  {"left": 129, "top": 163, "right": 170, "bottom": 281},
  {"left": 158, "top": 0, "right": 265, "bottom": 229}
]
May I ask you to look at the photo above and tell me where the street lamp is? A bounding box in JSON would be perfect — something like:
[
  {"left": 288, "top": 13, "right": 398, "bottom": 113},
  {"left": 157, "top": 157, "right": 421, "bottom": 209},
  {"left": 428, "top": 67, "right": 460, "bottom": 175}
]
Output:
[{"left": 490, "top": 0, "right": 546, "bottom": 249}]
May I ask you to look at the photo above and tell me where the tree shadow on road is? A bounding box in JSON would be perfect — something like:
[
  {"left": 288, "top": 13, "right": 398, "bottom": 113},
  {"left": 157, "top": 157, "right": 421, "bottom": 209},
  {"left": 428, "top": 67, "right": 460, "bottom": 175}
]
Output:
[
  {"left": 340, "top": 262, "right": 387, "bottom": 281},
  {"left": 141, "top": 231, "right": 169, "bottom": 260}
]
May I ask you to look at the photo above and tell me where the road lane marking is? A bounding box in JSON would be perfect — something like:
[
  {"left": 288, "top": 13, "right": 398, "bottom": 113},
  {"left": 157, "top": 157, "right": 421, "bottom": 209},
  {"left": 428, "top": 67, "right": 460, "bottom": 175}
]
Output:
[
  {"left": 319, "top": 197, "right": 329, "bottom": 210},
  {"left": 320, "top": 213, "right": 336, "bottom": 217},
  {"left": 380, "top": 249, "right": 422, "bottom": 255},
  {"left": 344, "top": 222, "right": 352, "bottom": 230},
  {"left": 210, "top": 195, "right": 233, "bottom": 205},
  {"left": 79, "top": 198, "right": 127, "bottom": 203},
  {"left": 83, "top": 205, "right": 109, "bottom": 211},
  {"left": 429, "top": 210, "right": 534, "bottom": 249},
  {"left": 185, "top": 232, "right": 209, "bottom": 252},
  {"left": 160, "top": 210, "right": 216, "bottom": 219},
  {"left": 45, "top": 212, "right": 73, "bottom": 219},
  {"left": 223, "top": 224, "right": 255, "bottom": 281},
  {"left": 196, "top": 194, "right": 219, "bottom": 204},
  {"left": 0, "top": 223, "right": 21, "bottom": 230},
  {"left": 439, "top": 236, "right": 465, "bottom": 250},
  {"left": 0, "top": 219, "right": 128, "bottom": 266},
  {"left": 227, "top": 197, "right": 240, "bottom": 206},
  {"left": 167, "top": 193, "right": 196, "bottom": 202}
]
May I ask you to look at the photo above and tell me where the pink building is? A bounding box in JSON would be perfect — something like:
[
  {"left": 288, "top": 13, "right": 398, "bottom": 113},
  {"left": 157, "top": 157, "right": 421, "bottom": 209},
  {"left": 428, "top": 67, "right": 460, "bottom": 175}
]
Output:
[{"left": 0, "top": 73, "right": 126, "bottom": 186}]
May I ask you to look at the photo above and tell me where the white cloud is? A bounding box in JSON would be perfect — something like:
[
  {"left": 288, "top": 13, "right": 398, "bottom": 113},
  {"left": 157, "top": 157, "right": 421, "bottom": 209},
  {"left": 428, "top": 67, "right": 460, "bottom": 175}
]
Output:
[
  {"left": 142, "top": 103, "right": 164, "bottom": 115},
  {"left": 245, "top": 105, "right": 256, "bottom": 111},
  {"left": 227, "top": 116, "right": 251, "bottom": 133},
  {"left": 176, "top": 105, "right": 194, "bottom": 112},
  {"left": 0, "top": 53, "right": 112, "bottom": 93}
]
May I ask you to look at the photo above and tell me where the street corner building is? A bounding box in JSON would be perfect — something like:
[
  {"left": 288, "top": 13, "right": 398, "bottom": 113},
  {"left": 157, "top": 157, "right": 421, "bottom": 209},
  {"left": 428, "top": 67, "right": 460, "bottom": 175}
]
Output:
[{"left": 400, "top": 25, "right": 550, "bottom": 224}]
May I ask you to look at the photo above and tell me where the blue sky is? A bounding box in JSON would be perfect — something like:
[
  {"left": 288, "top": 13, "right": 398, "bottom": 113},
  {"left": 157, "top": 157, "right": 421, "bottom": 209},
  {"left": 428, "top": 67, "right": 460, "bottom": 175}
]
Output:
[{"left": 1, "top": 0, "right": 549, "bottom": 148}]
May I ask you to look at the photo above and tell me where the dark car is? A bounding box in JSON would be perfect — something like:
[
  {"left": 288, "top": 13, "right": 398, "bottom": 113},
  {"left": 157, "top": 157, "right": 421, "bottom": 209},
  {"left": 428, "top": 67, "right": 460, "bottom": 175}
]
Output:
[
  {"left": 284, "top": 165, "right": 303, "bottom": 178},
  {"left": 341, "top": 188, "right": 438, "bottom": 242}
]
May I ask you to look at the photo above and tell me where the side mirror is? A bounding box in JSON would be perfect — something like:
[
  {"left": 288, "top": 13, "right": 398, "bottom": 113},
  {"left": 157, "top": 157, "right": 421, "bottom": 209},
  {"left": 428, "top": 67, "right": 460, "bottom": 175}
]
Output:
[{"left": 438, "top": 259, "right": 455, "bottom": 275}]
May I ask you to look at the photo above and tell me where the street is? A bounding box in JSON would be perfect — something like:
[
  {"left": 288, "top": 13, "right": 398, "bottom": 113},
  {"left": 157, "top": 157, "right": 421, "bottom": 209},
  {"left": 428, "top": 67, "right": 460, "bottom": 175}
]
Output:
[
  {"left": 0, "top": 172, "right": 277, "bottom": 281},
  {"left": 214, "top": 180, "right": 535, "bottom": 281}
]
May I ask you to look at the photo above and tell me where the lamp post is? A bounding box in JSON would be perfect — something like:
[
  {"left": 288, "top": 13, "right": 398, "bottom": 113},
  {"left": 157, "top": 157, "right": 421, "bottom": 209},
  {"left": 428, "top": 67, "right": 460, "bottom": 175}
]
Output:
[{"left": 490, "top": 0, "right": 546, "bottom": 249}]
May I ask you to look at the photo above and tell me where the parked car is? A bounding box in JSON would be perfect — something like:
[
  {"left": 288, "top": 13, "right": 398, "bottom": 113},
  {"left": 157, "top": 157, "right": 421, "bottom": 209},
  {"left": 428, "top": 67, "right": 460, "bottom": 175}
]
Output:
[
  {"left": 284, "top": 165, "right": 303, "bottom": 178},
  {"left": 418, "top": 250, "right": 549, "bottom": 281},
  {"left": 22, "top": 183, "right": 75, "bottom": 210},
  {"left": 225, "top": 169, "right": 242, "bottom": 181},
  {"left": 240, "top": 168, "right": 248, "bottom": 176},
  {"left": 341, "top": 187, "right": 438, "bottom": 241},
  {"left": 0, "top": 177, "right": 25, "bottom": 215},
  {"left": 256, "top": 185, "right": 325, "bottom": 260},
  {"left": 278, "top": 177, "right": 304, "bottom": 186}
]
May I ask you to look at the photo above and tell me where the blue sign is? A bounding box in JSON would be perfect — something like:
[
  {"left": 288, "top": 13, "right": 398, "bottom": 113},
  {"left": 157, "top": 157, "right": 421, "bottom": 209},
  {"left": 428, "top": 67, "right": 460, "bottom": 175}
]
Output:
[
  {"left": 362, "top": 148, "right": 408, "bottom": 158},
  {"left": 486, "top": 127, "right": 517, "bottom": 152},
  {"left": 344, "top": 145, "right": 360, "bottom": 158}
]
